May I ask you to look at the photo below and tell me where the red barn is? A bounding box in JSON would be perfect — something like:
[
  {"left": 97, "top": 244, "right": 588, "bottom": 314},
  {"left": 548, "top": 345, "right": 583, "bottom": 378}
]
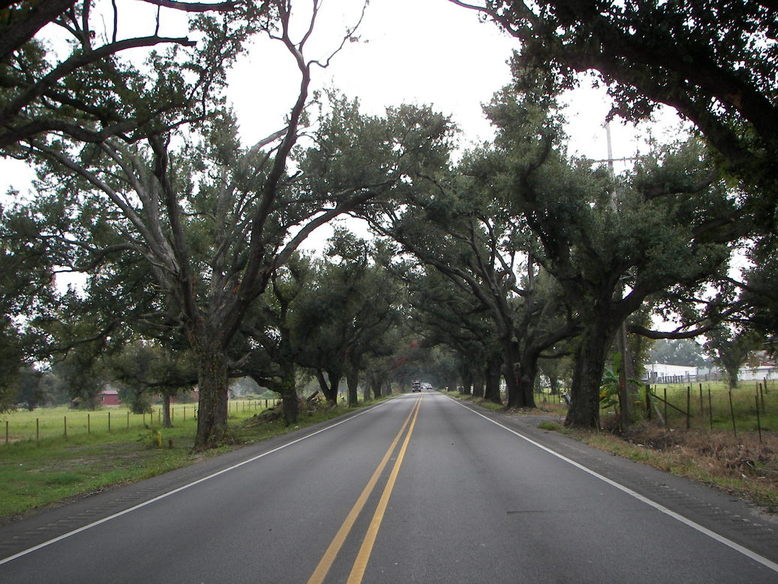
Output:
[{"left": 100, "top": 389, "right": 121, "bottom": 406}]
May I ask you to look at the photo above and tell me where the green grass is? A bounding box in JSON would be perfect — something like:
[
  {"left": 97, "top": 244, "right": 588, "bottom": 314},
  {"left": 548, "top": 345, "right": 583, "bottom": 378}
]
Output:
[
  {"left": 644, "top": 380, "right": 778, "bottom": 432},
  {"left": 0, "top": 399, "right": 365, "bottom": 520},
  {"left": 537, "top": 421, "right": 565, "bottom": 432},
  {"left": 0, "top": 400, "right": 278, "bottom": 444}
]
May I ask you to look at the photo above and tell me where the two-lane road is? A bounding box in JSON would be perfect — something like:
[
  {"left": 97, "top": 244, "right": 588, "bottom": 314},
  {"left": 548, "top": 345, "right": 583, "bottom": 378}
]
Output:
[{"left": 1, "top": 393, "right": 777, "bottom": 583}]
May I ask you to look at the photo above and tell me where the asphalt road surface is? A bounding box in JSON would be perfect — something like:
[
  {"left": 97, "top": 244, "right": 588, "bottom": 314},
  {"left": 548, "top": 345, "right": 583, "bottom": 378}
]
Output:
[{"left": 1, "top": 392, "right": 777, "bottom": 583}]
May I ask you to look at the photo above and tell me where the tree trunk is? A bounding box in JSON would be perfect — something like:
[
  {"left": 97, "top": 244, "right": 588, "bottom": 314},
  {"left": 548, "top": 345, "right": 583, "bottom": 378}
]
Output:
[
  {"left": 484, "top": 356, "right": 502, "bottom": 405},
  {"left": 446, "top": 372, "right": 458, "bottom": 393},
  {"left": 615, "top": 323, "right": 637, "bottom": 429},
  {"left": 371, "top": 377, "right": 382, "bottom": 400},
  {"left": 507, "top": 359, "right": 539, "bottom": 409},
  {"left": 162, "top": 394, "right": 172, "bottom": 428},
  {"left": 362, "top": 381, "right": 371, "bottom": 403},
  {"left": 279, "top": 362, "right": 298, "bottom": 426},
  {"left": 316, "top": 369, "right": 340, "bottom": 405},
  {"left": 194, "top": 342, "right": 229, "bottom": 451},
  {"left": 460, "top": 367, "right": 473, "bottom": 395},
  {"left": 565, "top": 320, "right": 617, "bottom": 429},
  {"left": 504, "top": 341, "right": 537, "bottom": 409},
  {"left": 725, "top": 367, "right": 739, "bottom": 389},
  {"left": 346, "top": 368, "right": 359, "bottom": 407},
  {"left": 472, "top": 370, "right": 485, "bottom": 399}
]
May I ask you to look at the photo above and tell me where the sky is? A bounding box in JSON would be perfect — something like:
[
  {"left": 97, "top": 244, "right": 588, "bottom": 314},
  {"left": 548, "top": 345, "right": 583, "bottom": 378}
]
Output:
[
  {"left": 222, "top": 0, "right": 683, "bottom": 247},
  {"left": 227, "top": 0, "right": 672, "bottom": 162},
  {"left": 1, "top": 0, "right": 683, "bottom": 209}
]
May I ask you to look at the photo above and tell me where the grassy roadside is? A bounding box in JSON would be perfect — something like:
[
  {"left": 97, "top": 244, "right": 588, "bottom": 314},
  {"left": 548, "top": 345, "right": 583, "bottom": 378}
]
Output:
[
  {"left": 573, "top": 424, "right": 778, "bottom": 513},
  {"left": 0, "top": 400, "right": 371, "bottom": 522}
]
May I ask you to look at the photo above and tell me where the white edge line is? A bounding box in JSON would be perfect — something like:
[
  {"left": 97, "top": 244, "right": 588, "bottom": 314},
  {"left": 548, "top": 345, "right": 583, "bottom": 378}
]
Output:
[
  {"left": 446, "top": 395, "right": 778, "bottom": 574},
  {"left": 0, "top": 400, "right": 394, "bottom": 567}
]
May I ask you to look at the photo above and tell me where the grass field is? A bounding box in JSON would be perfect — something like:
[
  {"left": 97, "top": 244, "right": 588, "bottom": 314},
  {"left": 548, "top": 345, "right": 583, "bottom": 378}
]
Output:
[
  {"left": 643, "top": 379, "right": 777, "bottom": 433},
  {"left": 0, "top": 399, "right": 280, "bottom": 444},
  {"left": 0, "top": 398, "right": 357, "bottom": 520}
]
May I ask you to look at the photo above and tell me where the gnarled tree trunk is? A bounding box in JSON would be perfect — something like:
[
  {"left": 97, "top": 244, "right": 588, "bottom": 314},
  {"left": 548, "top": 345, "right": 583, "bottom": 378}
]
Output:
[
  {"left": 565, "top": 318, "right": 618, "bottom": 429},
  {"left": 504, "top": 341, "right": 537, "bottom": 409},
  {"left": 279, "top": 361, "right": 298, "bottom": 426},
  {"left": 316, "top": 369, "right": 340, "bottom": 405},
  {"left": 346, "top": 368, "right": 359, "bottom": 407},
  {"left": 194, "top": 341, "right": 230, "bottom": 450},
  {"left": 484, "top": 355, "right": 503, "bottom": 405}
]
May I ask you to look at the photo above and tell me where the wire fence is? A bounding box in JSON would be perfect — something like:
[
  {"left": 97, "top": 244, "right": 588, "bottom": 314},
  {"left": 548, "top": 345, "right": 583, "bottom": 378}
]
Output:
[
  {"left": 1, "top": 399, "right": 281, "bottom": 445},
  {"left": 645, "top": 379, "right": 776, "bottom": 439},
  {"left": 645, "top": 367, "right": 778, "bottom": 386}
]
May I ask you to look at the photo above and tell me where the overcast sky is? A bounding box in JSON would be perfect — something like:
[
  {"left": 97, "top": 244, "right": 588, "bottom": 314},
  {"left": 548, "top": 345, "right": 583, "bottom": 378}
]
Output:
[
  {"left": 227, "top": 0, "right": 681, "bottom": 164},
  {"left": 2, "top": 0, "right": 683, "bottom": 196}
]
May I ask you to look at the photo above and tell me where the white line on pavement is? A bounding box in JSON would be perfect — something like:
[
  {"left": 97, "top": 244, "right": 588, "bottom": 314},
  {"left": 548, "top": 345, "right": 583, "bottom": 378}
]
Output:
[
  {"left": 0, "top": 399, "right": 397, "bottom": 567},
  {"left": 446, "top": 395, "right": 778, "bottom": 575}
]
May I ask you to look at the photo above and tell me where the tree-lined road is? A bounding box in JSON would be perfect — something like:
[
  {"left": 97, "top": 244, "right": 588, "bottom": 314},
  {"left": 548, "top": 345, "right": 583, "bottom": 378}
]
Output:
[{"left": 1, "top": 393, "right": 777, "bottom": 583}]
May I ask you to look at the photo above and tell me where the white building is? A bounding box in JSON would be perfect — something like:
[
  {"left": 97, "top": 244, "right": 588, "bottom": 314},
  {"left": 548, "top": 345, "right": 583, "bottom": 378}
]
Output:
[
  {"left": 644, "top": 363, "right": 697, "bottom": 382},
  {"left": 738, "top": 363, "right": 777, "bottom": 382}
]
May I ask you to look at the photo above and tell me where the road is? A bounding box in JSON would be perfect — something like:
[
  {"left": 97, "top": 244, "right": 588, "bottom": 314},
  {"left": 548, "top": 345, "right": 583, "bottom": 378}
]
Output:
[{"left": 1, "top": 392, "right": 777, "bottom": 583}]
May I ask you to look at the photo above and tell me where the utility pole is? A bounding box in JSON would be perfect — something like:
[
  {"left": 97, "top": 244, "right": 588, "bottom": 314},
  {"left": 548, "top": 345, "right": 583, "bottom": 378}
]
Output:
[{"left": 605, "top": 123, "right": 638, "bottom": 429}]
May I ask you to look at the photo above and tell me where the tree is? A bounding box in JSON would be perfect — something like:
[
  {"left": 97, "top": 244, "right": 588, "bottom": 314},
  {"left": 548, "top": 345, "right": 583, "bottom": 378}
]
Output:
[
  {"left": 0, "top": 202, "right": 60, "bottom": 410},
  {"left": 13, "top": 2, "right": 459, "bottom": 449},
  {"left": 237, "top": 254, "right": 314, "bottom": 425},
  {"left": 107, "top": 342, "right": 196, "bottom": 424},
  {"left": 648, "top": 339, "right": 708, "bottom": 368},
  {"left": 739, "top": 238, "right": 778, "bottom": 354},
  {"left": 485, "top": 86, "right": 736, "bottom": 428},
  {"left": 449, "top": 0, "right": 778, "bottom": 225},
  {"left": 401, "top": 262, "right": 503, "bottom": 403},
  {"left": 293, "top": 231, "right": 403, "bottom": 406},
  {"left": 22, "top": 93, "right": 450, "bottom": 451},
  {"left": 704, "top": 327, "right": 763, "bottom": 389},
  {"left": 365, "top": 129, "right": 579, "bottom": 409},
  {"left": 1, "top": 0, "right": 242, "bottom": 152}
]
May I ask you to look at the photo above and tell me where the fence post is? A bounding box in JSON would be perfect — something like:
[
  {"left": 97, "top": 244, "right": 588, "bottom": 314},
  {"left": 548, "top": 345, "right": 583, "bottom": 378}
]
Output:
[
  {"left": 5, "top": 420, "right": 8, "bottom": 445},
  {"left": 760, "top": 383, "right": 767, "bottom": 414},
  {"left": 663, "top": 388, "right": 668, "bottom": 427},
  {"left": 64, "top": 416, "right": 67, "bottom": 439},
  {"left": 108, "top": 411, "right": 111, "bottom": 433},
  {"left": 686, "top": 386, "right": 691, "bottom": 430},
  {"left": 36, "top": 418, "right": 39, "bottom": 444},
  {"left": 88, "top": 413, "right": 91, "bottom": 435},
  {"left": 755, "top": 393, "right": 763, "bottom": 443},
  {"left": 699, "top": 384, "right": 704, "bottom": 418},
  {"left": 645, "top": 384, "right": 652, "bottom": 420},
  {"left": 708, "top": 386, "right": 713, "bottom": 430},
  {"left": 728, "top": 390, "right": 737, "bottom": 437}
]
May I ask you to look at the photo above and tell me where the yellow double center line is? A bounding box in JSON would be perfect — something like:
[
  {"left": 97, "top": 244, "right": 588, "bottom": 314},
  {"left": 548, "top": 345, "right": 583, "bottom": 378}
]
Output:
[{"left": 307, "top": 396, "right": 422, "bottom": 584}]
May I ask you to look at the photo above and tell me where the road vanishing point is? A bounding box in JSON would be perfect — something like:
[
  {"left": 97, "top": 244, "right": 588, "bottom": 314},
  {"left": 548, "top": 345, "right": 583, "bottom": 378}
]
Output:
[{"left": 1, "top": 392, "right": 777, "bottom": 583}]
